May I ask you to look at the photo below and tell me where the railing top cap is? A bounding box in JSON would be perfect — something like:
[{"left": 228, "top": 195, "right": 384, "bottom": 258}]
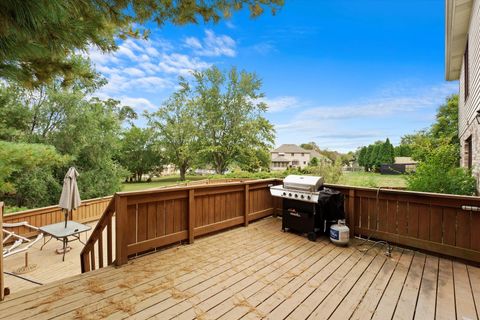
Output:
[
  {"left": 324, "top": 183, "right": 480, "bottom": 201},
  {"left": 115, "top": 178, "right": 282, "bottom": 197}
]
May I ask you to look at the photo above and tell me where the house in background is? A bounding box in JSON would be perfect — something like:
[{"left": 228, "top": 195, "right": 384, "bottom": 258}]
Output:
[
  {"left": 446, "top": 0, "right": 479, "bottom": 187},
  {"left": 270, "top": 144, "right": 332, "bottom": 170},
  {"left": 380, "top": 157, "right": 418, "bottom": 175}
]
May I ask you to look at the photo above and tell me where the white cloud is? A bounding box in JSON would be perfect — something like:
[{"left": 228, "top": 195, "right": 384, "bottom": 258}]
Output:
[
  {"left": 225, "top": 21, "right": 236, "bottom": 29},
  {"left": 123, "top": 67, "right": 145, "bottom": 77},
  {"left": 184, "top": 30, "right": 236, "bottom": 57},
  {"left": 158, "top": 53, "right": 211, "bottom": 76},
  {"left": 184, "top": 37, "right": 202, "bottom": 49},
  {"left": 252, "top": 42, "right": 276, "bottom": 55},
  {"left": 273, "top": 82, "right": 459, "bottom": 152},
  {"left": 119, "top": 96, "right": 158, "bottom": 112},
  {"left": 261, "top": 96, "right": 300, "bottom": 112}
]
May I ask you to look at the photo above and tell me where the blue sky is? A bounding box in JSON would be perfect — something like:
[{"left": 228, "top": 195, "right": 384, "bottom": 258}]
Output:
[{"left": 88, "top": 0, "right": 457, "bottom": 153}]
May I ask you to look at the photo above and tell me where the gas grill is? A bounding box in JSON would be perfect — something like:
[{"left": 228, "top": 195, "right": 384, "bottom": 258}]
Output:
[{"left": 270, "top": 175, "right": 345, "bottom": 241}]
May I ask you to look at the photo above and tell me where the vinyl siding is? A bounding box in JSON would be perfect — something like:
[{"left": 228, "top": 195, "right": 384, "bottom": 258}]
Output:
[{"left": 459, "top": 0, "right": 480, "bottom": 136}]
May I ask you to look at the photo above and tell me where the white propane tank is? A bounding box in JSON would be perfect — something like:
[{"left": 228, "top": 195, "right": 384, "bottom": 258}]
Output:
[{"left": 329, "top": 220, "right": 350, "bottom": 246}]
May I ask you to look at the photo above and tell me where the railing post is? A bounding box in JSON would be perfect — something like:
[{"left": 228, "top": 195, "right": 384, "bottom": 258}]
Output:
[
  {"left": 188, "top": 189, "right": 195, "bottom": 244},
  {"left": 348, "top": 189, "right": 355, "bottom": 237},
  {"left": 115, "top": 195, "right": 128, "bottom": 266},
  {"left": 244, "top": 184, "right": 250, "bottom": 226}
]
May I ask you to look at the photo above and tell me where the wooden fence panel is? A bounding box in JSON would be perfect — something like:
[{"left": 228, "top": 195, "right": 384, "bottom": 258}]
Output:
[
  {"left": 3, "top": 196, "right": 111, "bottom": 240},
  {"left": 324, "top": 184, "right": 480, "bottom": 264}
]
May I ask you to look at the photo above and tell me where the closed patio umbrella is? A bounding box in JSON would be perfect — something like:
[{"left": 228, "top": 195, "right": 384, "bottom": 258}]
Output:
[{"left": 59, "top": 167, "right": 81, "bottom": 228}]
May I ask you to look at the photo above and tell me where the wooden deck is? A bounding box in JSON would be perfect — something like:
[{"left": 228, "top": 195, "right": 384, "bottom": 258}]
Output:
[
  {"left": 1, "top": 217, "right": 479, "bottom": 320},
  {"left": 3, "top": 221, "right": 97, "bottom": 293}
]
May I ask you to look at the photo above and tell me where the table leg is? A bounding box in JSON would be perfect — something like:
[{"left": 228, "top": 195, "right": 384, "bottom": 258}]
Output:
[
  {"left": 40, "top": 236, "right": 53, "bottom": 250},
  {"left": 62, "top": 238, "right": 66, "bottom": 262}
]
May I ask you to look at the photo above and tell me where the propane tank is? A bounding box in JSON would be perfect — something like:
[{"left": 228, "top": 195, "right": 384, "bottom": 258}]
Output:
[{"left": 329, "top": 220, "right": 350, "bottom": 246}]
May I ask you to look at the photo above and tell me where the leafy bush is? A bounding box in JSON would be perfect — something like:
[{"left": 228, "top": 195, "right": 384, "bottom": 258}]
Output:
[
  {"left": 77, "top": 160, "right": 128, "bottom": 199},
  {"left": 407, "top": 144, "right": 476, "bottom": 195},
  {"left": 300, "top": 163, "right": 343, "bottom": 184},
  {"left": 14, "top": 168, "right": 62, "bottom": 208},
  {"left": 208, "top": 164, "right": 343, "bottom": 184}
]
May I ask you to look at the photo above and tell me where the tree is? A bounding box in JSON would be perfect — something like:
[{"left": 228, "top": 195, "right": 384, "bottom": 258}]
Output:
[
  {"left": 147, "top": 86, "right": 199, "bottom": 181},
  {"left": 398, "top": 95, "right": 459, "bottom": 163},
  {"left": 0, "top": 75, "right": 133, "bottom": 205},
  {"left": 407, "top": 143, "right": 476, "bottom": 195},
  {"left": 431, "top": 94, "right": 459, "bottom": 146},
  {"left": 377, "top": 138, "right": 394, "bottom": 165},
  {"left": 394, "top": 144, "right": 412, "bottom": 157},
  {"left": 309, "top": 157, "right": 319, "bottom": 166},
  {"left": 1, "top": 0, "right": 283, "bottom": 87},
  {"left": 191, "top": 66, "right": 275, "bottom": 174},
  {"left": 117, "top": 126, "right": 159, "bottom": 182},
  {"left": 357, "top": 147, "right": 367, "bottom": 168},
  {"left": 0, "top": 141, "right": 68, "bottom": 207}
]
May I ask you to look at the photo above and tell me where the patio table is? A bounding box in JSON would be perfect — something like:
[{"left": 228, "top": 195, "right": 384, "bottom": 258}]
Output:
[{"left": 39, "top": 221, "right": 91, "bottom": 261}]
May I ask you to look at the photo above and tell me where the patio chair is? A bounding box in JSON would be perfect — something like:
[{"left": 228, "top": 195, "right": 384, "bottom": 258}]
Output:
[{"left": 2, "top": 222, "right": 44, "bottom": 258}]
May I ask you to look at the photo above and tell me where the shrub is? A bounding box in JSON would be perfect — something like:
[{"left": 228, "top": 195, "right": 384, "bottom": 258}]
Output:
[
  {"left": 300, "top": 163, "right": 343, "bottom": 184},
  {"left": 406, "top": 144, "right": 476, "bottom": 195},
  {"left": 208, "top": 164, "right": 343, "bottom": 184}
]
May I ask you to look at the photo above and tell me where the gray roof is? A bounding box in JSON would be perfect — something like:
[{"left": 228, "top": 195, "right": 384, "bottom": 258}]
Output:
[
  {"left": 394, "top": 157, "right": 418, "bottom": 164},
  {"left": 271, "top": 144, "right": 308, "bottom": 153}
]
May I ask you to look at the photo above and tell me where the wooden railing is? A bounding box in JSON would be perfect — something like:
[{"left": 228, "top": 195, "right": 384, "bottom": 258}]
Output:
[
  {"left": 1, "top": 202, "right": 4, "bottom": 301},
  {"left": 327, "top": 184, "right": 480, "bottom": 263},
  {"left": 3, "top": 196, "right": 112, "bottom": 239},
  {"left": 80, "top": 198, "right": 115, "bottom": 273},
  {"left": 2, "top": 179, "right": 252, "bottom": 240},
  {"left": 80, "top": 179, "right": 282, "bottom": 273}
]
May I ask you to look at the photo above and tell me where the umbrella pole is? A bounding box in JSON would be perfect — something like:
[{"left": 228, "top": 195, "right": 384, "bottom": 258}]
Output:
[{"left": 64, "top": 210, "right": 68, "bottom": 228}]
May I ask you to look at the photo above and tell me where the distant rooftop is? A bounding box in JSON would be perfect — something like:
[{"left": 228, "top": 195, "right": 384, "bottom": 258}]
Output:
[
  {"left": 394, "top": 157, "right": 418, "bottom": 164},
  {"left": 271, "top": 144, "right": 308, "bottom": 153}
]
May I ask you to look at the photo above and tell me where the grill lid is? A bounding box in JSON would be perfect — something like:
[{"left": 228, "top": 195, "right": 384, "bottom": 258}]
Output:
[{"left": 283, "top": 175, "right": 324, "bottom": 192}]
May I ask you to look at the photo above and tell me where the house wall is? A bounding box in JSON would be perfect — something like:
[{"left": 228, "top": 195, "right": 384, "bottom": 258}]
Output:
[
  {"left": 459, "top": 0, "right": 480, "bottom": 189},
  {"left": 270, "top": 152, "right": 311, "bottom": 170}
]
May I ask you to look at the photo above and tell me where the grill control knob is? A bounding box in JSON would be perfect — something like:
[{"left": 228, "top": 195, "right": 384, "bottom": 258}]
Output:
[
  {"left": 307, "top": 196, "right": 311, "bottom": 200},
  {"left": 294, "top": 194, "right": 298, "bottom": 198},
  {"left": 288, "top": 193, "right": 292, "bottom": 197},
  {"left": 300, "top": 195, "right": 304, "bottom": 199},
  {"left": 282, "top": 192, "right": 286, "bottom": 196}
]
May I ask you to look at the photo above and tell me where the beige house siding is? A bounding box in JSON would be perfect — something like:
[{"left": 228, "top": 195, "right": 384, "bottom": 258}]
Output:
[{"left": 459, "top": 0, "right": 480, "bottom": 187}]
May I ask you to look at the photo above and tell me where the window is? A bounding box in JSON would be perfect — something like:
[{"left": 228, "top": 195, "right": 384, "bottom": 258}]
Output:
[
  {"left": 465, "top": 136, "right": 473, "bottom": 169},
  {"left": 301, "top": 153, "right": 304, "bottom": 156},
  {"left": 291, "top": 153, "right": 294, "bottom": 156},
  {"left": 303, "top": 161, "right": 306, "bottom": 165},
  {"left": 465, "top": 40, "right": 470, "bottom": 101}
]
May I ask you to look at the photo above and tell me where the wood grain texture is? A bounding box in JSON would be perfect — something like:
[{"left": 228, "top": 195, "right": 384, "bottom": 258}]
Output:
[{"left": 2, "top": 218, "right": 480, "bottom": 320}]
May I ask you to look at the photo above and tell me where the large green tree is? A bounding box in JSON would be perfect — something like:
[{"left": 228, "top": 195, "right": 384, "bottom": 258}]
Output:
[
  {"left": 117, "top": 126, "right": 160, "bottom": 182},
  {"left": 0, "top": 69, "right": 134, "bottom": 205},
  {"left": 147, "top": 85, "right": 199, "bottom": 181},
  {"left": 0, "top": 141, "right": 68, "bottom": 207},
  {"left": 190, "top": 66, "right": 275, "bottom": 174},
  {"left": 1, "top": 0, "right": 283, "bottom": 87}
]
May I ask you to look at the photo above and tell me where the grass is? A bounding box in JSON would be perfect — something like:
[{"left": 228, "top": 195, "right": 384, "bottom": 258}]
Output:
[
  {"left": 337, "top": 171, "right": 407, "bottom": 188},
  {"left": 121, "top": 175, "right": 207, "bottom": 192}
]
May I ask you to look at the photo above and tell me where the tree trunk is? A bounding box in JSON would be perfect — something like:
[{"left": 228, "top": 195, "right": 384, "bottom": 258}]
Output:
[{"left": 179, "top": 165, "right": 187, "bottom": 181}]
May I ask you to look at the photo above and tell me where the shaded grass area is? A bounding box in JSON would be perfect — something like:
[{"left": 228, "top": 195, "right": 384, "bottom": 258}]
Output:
[
  {"left": 121, "top": 175, "right": 207, "bottom": 192},
  {"left": 337, "top": 171, "right": 407, "bottom": 188}
]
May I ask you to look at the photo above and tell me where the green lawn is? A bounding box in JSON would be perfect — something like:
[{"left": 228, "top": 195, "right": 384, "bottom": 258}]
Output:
[
  {"left": 337, "top": 171, "right": 407, "bottom": 188},
  {"left": 121, "top": 175, "right": 207, "bottom": 192}
]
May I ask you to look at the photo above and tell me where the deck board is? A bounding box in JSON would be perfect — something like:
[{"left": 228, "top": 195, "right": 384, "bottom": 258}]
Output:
[{"left": 1, "top": 216, "right": 478, "bottom": 320}]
